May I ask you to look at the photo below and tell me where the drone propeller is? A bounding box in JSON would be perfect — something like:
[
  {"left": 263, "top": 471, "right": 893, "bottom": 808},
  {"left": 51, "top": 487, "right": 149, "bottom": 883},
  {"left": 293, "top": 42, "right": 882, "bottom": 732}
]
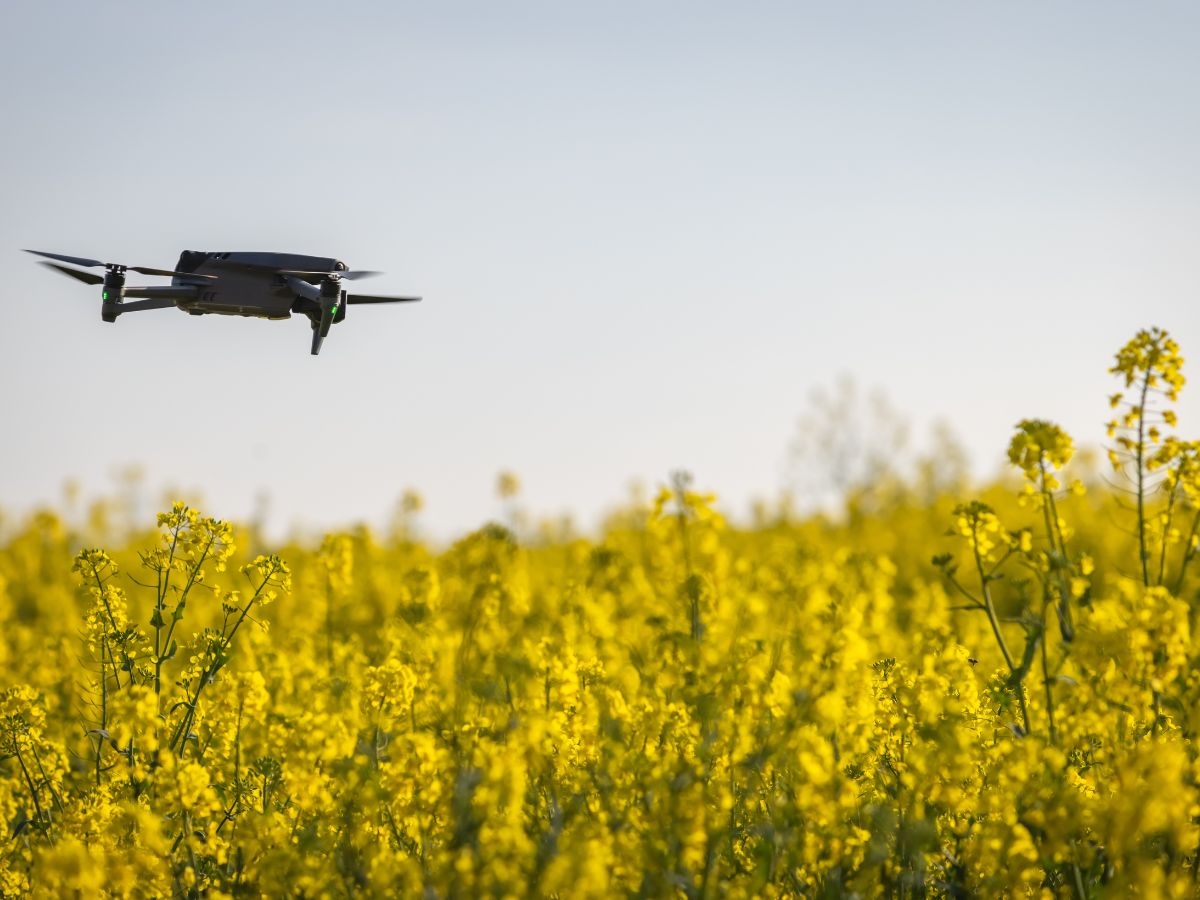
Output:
[
  {"left": 345, "top": 294, "right": 422, "bottom": 304},
  {"left": 39, "top": 261, "right": 105, "bottom": 286},
  {"left": 278, "top": 269, "right": 381, "bottom": 282},
  {"left": 24, "top": 249, "right": 215, "bottom": 279},
  {"left": 25, "top": 250, "right": 105, "bottom": 268},
  {"left": 281, "top": 273, "right": 419, "bottom": 355}
]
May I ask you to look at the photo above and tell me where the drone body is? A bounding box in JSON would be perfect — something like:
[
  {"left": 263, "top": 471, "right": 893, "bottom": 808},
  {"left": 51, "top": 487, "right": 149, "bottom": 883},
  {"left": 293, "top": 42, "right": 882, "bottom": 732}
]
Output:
[{"left": 26, "top": 249, "right": 421, "bottom": 355}]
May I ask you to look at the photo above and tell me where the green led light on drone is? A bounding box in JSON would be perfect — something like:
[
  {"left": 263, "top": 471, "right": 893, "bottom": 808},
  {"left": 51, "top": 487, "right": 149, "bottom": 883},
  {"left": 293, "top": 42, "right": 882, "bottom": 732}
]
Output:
[{"left": 102, "top": 292, "right": 108, "bottom": 301}]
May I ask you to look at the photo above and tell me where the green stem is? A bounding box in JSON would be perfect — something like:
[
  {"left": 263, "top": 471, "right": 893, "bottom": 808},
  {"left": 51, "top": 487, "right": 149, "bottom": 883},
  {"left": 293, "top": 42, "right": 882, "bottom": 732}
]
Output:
[
  {"left": 232, "top": 695, "right": 243, "bottom": 780},
  {"left": 1157, "top": 480, "right": 1180, "bottom": 588},
  {"left": 156, "top": 538, "right": 214, "bottom": 702},
  {"left": 1039, "top": 461, "right": 1075, "bottom": 642},
  {"left": 675, "top": 502, "right": 699, "bottom": 641},
  {"left": 1040, "top": 606, "right": 1057, "bottom": 745},
  {"left": 31, "top": 745, "right": 64, "bottom": 816},
  {"left": 971, "top": 526, "right": 1032, "bottom": 736},
  {"left": 14, "top": 745, "right": 45, "bottom": 831},
  {"left": 170, "top": 567, "right": 274, "bottom": 755},
  {"left": 1136, "top": 371, "right": 1151, "bottom": 587},
  {"left": 1038, "top": 459, "right": 1063, "bottom": 556},
  {"left": 972, "top": 544, "right": 1015, "bottom": 670},
  {"left": 91, "top": 570, "right": 122, "bottom": 690},
  {"left": 1069, "top": 839, "right": 1089, "bottom": 900},
  {"left": 97, "top": 634, "right": 109, "bottom": 786},
  {"left": 1172, "top": 509, "right": 1200, "bottom": 595},
  {"left": 154, "top": 526, "right": 182, "bottom": 699}
]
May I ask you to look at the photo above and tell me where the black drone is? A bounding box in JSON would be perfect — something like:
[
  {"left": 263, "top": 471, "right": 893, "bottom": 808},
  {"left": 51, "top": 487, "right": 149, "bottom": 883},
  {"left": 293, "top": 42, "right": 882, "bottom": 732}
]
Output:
[{"left": 26, "top": 249, "right": 421, "bottom": 355}]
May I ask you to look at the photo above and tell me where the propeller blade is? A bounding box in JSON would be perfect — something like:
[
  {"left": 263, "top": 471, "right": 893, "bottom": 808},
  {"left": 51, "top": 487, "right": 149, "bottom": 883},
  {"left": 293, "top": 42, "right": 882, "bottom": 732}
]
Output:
[
  {"left": 279, "top": 269, "right": 381, "bottom": 281},
  {"left": 25, "top": 250, "right": 212, "bottom": 279},
  {"left": 129, "top": 266, "right": 216, "bottom": 280},
  {"left": 25, "top": 249, "right": 105, "bottom": 268},
  {"left": 345, "top": 294, "right": 422, "bottom": 304},
  {"left": 38, "top": 261, "right": 105, "bottom": 286}
]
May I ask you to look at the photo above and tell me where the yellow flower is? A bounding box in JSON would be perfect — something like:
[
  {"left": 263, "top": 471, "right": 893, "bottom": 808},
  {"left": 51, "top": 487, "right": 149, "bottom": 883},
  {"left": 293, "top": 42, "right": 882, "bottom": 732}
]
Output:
[{"left": 1008, "top": 419, "right": 1074, "bottom": 484}]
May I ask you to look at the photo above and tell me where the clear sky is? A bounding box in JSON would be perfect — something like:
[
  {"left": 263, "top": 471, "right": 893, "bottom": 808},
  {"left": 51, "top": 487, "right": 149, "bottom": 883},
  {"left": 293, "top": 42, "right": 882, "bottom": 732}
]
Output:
[{"left": 1, "top": 1, "right": 1198, "bottom": 538}]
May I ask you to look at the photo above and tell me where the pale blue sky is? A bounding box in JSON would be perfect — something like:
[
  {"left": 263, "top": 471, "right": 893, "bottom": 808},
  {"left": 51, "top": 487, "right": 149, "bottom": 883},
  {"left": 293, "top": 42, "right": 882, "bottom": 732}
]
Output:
[{"left": 1, "top": 1, "right": 1198, "bottom": 537}]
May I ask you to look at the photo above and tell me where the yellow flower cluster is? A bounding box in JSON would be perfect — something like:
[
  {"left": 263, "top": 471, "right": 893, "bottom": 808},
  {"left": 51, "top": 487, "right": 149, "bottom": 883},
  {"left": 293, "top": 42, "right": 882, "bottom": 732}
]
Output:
[
  {"left": 1110, "top": 327, "right": 1186, "bottom": 400},
  {"left": 1009, "top": 419, "right": 1075, "bottom": 481},
  {"left": 0, "top": 328, "right": 1197, "bottom": 896},
  {"left": 952, "top": 500, "right": 1005, "bottom": 560}
]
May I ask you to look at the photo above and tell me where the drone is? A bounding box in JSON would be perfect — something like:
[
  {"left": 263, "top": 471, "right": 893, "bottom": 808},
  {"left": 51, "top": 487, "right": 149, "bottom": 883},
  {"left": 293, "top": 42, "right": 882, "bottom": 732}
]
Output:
[{"left": 26, "top": 249, "right": 421, "bottom": 355}]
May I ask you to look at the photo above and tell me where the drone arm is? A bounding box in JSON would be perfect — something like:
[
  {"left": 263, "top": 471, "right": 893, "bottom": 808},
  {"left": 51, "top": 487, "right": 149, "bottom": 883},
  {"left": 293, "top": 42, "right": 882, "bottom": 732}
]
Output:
[
  {"left": 112, "top": 298, "right": 179, "bottom": 313},
  {"left": 284, "top": 275, "right": 321, "bottom": 302},
  {"left": 122, "top": 286, "right": 200, "bottom": 300}
]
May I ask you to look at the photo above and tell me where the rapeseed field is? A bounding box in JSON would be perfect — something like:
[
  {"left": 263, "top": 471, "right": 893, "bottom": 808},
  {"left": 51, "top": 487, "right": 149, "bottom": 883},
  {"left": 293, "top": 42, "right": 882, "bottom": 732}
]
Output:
[{"left": 0, "top": 327, "right": 1197, "bottom": 897}]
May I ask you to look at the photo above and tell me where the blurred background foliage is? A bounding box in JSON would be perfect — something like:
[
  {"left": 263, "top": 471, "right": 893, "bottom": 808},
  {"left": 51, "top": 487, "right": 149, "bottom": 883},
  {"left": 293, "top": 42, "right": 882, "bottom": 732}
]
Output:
[{"left": 0, "top": 329, "right": 1197, "bottom": 896}]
